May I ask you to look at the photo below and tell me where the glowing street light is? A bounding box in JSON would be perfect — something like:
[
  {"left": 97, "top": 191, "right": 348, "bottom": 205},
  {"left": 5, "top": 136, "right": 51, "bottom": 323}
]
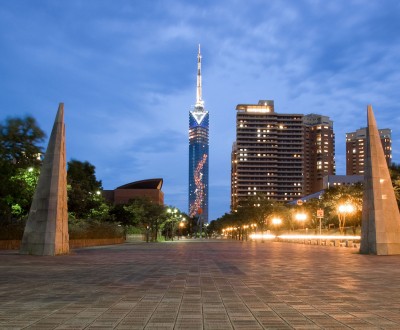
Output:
[
  {"left": 338, "top": 203, "right": 354, "bottom": 235},
  {"left": 338, "top": 204, "right": 354, "bottom": 214},
  {"left": 271, "top": 218, "right": 282, "bottom": 226},
  {"left": 295, "top": 212, "right": 307, "bottom": 230},
  {"left": 167, "top": 208, "right": 179, "bottom": 240},
  {"left": 178, "top": 221, "right": 185, "bottom": 239}
]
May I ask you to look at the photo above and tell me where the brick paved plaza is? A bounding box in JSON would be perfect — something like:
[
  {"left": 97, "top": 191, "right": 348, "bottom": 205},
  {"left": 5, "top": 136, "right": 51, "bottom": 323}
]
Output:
[{"left": 1, "top": 240, "right": 400, "bottom": 329}]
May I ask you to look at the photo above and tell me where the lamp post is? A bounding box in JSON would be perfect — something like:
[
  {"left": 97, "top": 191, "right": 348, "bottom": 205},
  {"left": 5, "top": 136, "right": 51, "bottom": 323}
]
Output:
[
  {"left": 167, "top": 208, "right": 178, "bottom": 241},
  {"left": 243, "top": 225, "right": 249, "bottom": 241},
  {"left": 271, "top": 217, "right": 282, "bottom": 226},
  {"left": 179, "top": 221, "right": 185, "bottom": 239},
  {"left": 295, "top": 212, "right": 307, "bottom": 231},
  {"left": 271, "top": 217, "right": 282, "bottom": 239},
  {"left": 337, "top": 203, "right": 354, "bottom": 235}
]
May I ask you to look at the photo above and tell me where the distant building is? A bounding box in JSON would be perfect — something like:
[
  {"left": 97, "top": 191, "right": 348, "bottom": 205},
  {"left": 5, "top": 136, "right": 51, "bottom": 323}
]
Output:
[
  {"left": 231, "top": 100, "right": 336, "bottom": 211},
  {"left": 102, "top": 178, "right": 164, "bottom": 205},
  {"left": 231, "top": 100, "right": 304, "bottom": 210},
  {"left": 303, "top": 114, "right": 335, "bottom": 195},
  {"left": 322, "top": 175, "right": 364, "bottom": 189},
  {"left": 189, "top": 45, "right": 209, "bottom": 222},
  {"left": 290, "top": 175, "right": 364, "bottom": 206},
  {"left": 346, "top": 127, "right": 392, "bottom": 175}
]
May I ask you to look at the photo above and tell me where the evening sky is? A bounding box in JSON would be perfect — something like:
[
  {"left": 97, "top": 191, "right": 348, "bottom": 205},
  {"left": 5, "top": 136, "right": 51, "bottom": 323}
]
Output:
[{"left": 1, "top": 0, "right": 399, "bottom": 220}]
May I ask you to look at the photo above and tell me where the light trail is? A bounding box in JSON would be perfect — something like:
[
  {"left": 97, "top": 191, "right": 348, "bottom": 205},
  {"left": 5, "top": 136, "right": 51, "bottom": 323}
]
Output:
[{"left": 249, "top": 234, "right": 361, "bottom": 240}]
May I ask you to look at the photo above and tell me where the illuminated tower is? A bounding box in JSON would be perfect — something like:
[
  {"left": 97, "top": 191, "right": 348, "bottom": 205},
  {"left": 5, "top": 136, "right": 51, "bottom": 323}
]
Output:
[{"left": 189, "top": 45, "right": 209, "bottom": 223}]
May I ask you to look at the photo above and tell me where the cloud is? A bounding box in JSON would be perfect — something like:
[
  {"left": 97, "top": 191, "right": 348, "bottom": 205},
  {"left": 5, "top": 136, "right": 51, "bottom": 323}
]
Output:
[{"left": 1, "top": 0, "right": 400, "bottom": 220}]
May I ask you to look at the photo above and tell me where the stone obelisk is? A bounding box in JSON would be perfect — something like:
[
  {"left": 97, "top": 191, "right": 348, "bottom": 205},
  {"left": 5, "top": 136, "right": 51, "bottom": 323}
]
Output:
[
  {"left": 360, "top": 105, "right": 400, "bottom": 255},
  {"left": 20, "top": 103, "right": 69, "bottom": 255}
]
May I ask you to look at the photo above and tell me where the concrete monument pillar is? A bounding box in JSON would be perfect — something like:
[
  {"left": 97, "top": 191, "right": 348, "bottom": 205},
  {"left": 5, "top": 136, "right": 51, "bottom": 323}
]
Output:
[
  {"left": 360, "top": 105, "right": 400, "bottom": 255},
  {"left": 20, "top": 103, "right": 69, "bottom": 255}
]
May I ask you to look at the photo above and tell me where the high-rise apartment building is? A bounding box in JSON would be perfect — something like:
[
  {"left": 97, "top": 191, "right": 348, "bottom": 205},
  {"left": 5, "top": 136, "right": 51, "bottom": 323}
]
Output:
[
  {"left": 231, "top": 100, "right": 304, "bottom": 211},
  {"left": 303, "top": 114, "right": 335, "bottom": 195},
  {"left": 231, "top": 100, "right": 336, "bottom": 211},
  {"left": 346, "top": 127, "right": 391, "bottom": 175},
  {"left": 189, "top": 45, "right": 209, "bottom": 222}
]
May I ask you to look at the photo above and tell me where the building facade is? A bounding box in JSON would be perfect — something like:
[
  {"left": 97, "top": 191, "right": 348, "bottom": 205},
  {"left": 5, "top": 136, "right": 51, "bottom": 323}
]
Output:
[
  {"left": 322, "top": 175, "right": 363, "bottom": 189},
  {"left": 231, "top": 100, "right": 336, "bottom": 211},
  {"left": 189, "top": 45, "right": 209, "bottom": 222},
  {"left": 303, "top": 114, "right": 335, "bottom": 195},
  {"left": 102, "top": 178, "right": 164, "bottom": 205},
  {"left": 231, "top": 100, "right": 304, "bottom": 211},
  {"left": 346, "top": 127, "right": 392, "bottom": 175}
]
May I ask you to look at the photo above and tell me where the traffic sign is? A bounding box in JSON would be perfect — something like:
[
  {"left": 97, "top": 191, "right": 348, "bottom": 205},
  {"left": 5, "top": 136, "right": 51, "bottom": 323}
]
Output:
[{"left": 317, "top": 209, "right": 324, "bottom": 218}]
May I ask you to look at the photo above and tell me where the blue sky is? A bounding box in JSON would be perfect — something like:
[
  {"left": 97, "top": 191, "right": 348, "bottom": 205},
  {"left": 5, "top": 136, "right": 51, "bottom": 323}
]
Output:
[{"left": 1, "top": 0, "right": 400, "bottom": 220}]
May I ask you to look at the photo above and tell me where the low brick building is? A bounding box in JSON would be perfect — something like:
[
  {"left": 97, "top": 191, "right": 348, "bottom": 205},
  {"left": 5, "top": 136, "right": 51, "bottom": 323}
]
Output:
[{"left": 103, "top": 178, "right": 164, "bottom": 205}]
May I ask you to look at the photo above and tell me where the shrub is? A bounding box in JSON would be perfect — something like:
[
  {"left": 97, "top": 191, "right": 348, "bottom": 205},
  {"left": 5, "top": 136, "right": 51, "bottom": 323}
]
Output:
[
  {"left": 125, "top": 226, "right": 144, "bottom": 235},
  {"left": 0, "top": 218, "right": 124, "bottom": 240},
  {"left": 0, "top": 218, "right": 26, "bottom": 240},
  {"left": 68, "top": 218, "right": 124, "bottom": 239}
]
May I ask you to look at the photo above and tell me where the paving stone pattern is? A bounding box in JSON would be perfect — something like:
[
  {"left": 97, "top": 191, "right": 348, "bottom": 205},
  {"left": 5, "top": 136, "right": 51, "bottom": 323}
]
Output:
[{"left": 1, "top": 240, "right": 400, "bottom": 329}]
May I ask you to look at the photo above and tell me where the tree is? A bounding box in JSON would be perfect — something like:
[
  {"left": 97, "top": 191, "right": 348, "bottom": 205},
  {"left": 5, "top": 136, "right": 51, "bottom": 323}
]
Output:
[
  {"left": 390, "top": 163, "right": 400, "bottom": 208},
  {"left": 0, "top": 116, "right": 45, "bottom": 167},
  {"left": 9, "top": 167, "right": 40, "bottom": 218},
  {"left": 122, "top": 198, "right": 167, "bottom": 242},
  {"left": 0, "top": 116, "right": 45, "bottom": 220},
  {"left": 67, "top": 159, "right": 104, "bottom": 219},
  {"left": 320, "top": 184, "right": 363, "bottom": 234}
]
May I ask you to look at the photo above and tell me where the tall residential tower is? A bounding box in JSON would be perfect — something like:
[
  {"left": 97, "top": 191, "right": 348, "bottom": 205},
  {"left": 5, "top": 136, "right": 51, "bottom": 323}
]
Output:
[
  {"left": 231, "top": 100, "right": 304, "bottom": 210},
  {"left": 189, "top": 45, "right": 209, "bottom": 223},
  {"left": 346, "top": 127, "right": 392, "bottom": 175},
  {"left": 303, "top": 114, "right": 335, "bottom": 195},
  {"left": 231, "top": 100, "right": 336, "bottom": 211}
]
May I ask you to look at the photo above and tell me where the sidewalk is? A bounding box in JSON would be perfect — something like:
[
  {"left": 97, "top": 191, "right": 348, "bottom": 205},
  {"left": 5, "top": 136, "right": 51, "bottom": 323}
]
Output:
[{"left": 1, "top": 240, "right": 400, "bottom": 329}]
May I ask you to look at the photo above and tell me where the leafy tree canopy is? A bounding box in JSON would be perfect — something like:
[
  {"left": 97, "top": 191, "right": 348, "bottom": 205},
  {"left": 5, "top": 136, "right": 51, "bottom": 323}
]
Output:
[
  {"left": 0, "top": 116, "right": 45, "bottom": 220},
  {"left": 67, "top": 159, "right": 104, "bottom": 219},
  {"left": 0, "top": 116, "right": 45, "bottom": 167}
]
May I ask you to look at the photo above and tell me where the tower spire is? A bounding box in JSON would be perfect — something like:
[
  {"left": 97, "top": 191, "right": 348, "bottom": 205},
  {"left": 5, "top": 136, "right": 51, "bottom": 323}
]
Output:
[{"left": 196, "top": 44, "right": 204, "bottom": 107}]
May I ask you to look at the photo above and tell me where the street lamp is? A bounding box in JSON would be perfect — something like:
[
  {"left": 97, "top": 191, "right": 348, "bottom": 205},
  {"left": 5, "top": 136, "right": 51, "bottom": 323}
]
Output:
[
  {"left": 242, "top": 225, "right": 249, "bottom": 241},
  {"left": 271, "top": 218, "right": 282, "bottom": 226},
  {"left": 338, "top": 203, "right": 354, "bottom": 235},
  {"left": 271, "top": 217, "right": 282, "bottom": 237},
  {"left": 295, "top": 212, "right": 307, "bottom": 231},
  {"left": 179, "top": 221, "right": 185, "bottom": 239},
  {"left": 167, "top": 208, "right": 178, "bottom": 241}
]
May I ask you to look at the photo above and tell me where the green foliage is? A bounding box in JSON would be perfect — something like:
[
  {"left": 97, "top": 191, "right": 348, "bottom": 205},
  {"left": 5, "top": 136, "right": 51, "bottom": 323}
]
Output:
[
  {"left": 390, "top": 163, "right": 400, "bottom": 208},
  {"left": 108, "top": 199, "right": 185, "bottom": 242},
  {"left": 68, "top": 218, "right": 124, "bottom": 239},
  {"left": 0, "top": 116, "right": 45, "bottom": 220},
  {"left": 213, "top": 185, "right": 366, "bottom": 237},
  {"left": 320, "top": 184, "right": 363, "bottom": 232},
  {"left": 67, "top": 159, "right": 105, "bottom": 220},
  {"left": 0, "top": 116, "right": 45, "bottom": 167},
  {"left": 109, "top": 204, "right": 136, "bottom": 227},
  {"left": 9, "top": 167, "right": 40, "bottom": 218},
  {"left": 125, "top": 226, "right": 143, "bottom": 234}
]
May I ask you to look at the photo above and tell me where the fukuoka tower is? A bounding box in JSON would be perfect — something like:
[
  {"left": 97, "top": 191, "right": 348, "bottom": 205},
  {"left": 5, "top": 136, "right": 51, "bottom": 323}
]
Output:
[{"left": 189, "top": 45, "right": 209, "bottom": 223}]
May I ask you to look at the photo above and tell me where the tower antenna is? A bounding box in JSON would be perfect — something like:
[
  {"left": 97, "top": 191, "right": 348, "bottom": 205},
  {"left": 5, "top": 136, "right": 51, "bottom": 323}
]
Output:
[{"left": 196, "top": 44, "right": 204, "bottom": 107}]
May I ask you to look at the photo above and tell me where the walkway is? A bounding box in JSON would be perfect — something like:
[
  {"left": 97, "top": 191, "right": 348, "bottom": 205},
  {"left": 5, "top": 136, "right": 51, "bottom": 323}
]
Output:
[{"left": 1, "top": 240, "right": 400, "bottom": 329}]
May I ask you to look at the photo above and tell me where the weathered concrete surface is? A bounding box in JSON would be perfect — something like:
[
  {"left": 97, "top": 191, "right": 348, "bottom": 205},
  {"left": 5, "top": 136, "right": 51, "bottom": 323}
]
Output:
[
  {"left": 360, "top": 105, "right": 400, "bottom": 255},
  {"left": 2, "top": 240, "right": 400, "bottom": 329},
  {"left": 20, "top": 103, "right": 69, "bottom": 256}
]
